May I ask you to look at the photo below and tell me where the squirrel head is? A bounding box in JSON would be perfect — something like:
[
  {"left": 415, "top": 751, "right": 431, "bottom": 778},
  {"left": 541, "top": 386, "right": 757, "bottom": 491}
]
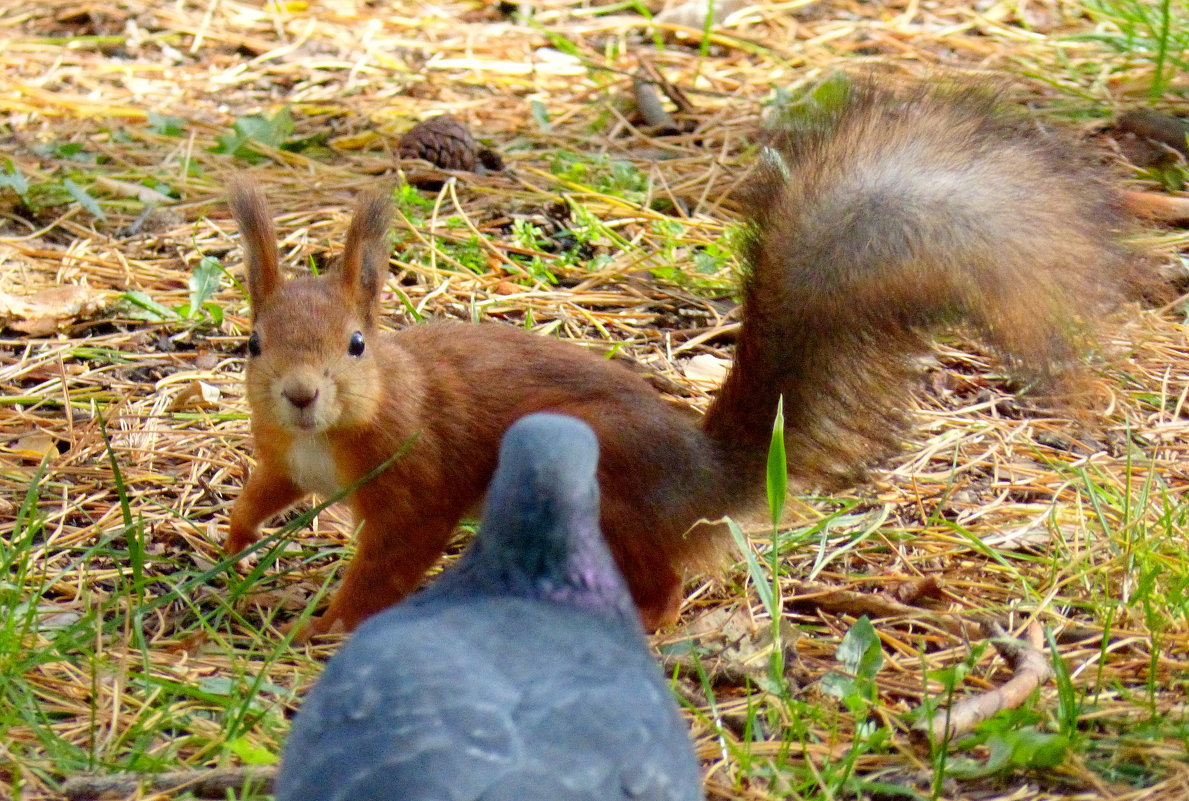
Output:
[{"left": 227, "top": 179, "right": 393, "bottom": 435}]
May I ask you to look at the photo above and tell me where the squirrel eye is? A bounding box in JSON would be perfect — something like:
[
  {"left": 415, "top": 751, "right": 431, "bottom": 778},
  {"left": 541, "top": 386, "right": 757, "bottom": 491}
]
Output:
[
  {"left": 348, "top": 331, "right": 365, "bottom": 357},
  {"left": 247, "top": 331, "right": 261, "bottom": 357}
]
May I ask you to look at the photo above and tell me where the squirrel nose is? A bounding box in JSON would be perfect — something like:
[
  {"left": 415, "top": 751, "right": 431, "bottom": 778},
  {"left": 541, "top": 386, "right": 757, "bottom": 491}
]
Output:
[{"left": 284, "top": 386, "right": 319, "bottom": 410}]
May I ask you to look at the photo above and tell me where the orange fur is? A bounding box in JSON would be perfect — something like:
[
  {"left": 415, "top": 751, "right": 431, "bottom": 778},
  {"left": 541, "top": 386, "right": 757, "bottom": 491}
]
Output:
[
  {"left": 225, "top": 83, "right": 1130, "bottom": 638},
  {"left": 1121, "top": 189, "right": 1189, "bottom": 223}
]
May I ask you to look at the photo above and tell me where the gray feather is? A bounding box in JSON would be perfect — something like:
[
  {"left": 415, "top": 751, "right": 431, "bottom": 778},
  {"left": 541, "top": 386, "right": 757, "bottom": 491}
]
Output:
[{"left": 276, "top": 414, "right": 703, "bottom": 801}]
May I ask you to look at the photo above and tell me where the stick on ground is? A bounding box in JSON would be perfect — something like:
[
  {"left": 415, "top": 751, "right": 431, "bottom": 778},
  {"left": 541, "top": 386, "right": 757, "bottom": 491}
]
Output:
[
  {"left": 61, "top": 767, "right": 277, "bottom": 800},
  {"left": 913, "top": 620, "right": 1056, "bottom": 745}
]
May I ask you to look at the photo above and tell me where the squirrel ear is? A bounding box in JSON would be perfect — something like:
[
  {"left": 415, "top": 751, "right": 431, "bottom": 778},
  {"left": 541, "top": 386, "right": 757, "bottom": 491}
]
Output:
[
  {"left": 340, "top": 190, "right": 393, "bottom": 317},
  {"left": 227, "top": 177, "right": 282, "bottom": 317}
]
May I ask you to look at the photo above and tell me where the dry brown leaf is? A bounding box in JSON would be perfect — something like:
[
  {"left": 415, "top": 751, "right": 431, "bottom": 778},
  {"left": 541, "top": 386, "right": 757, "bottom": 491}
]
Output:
[
  {"left": 0, "top": 286, "right": 109, "bottom": 335},
  {"left": 980, "top": 523, "right": 1055, "bottom": 550},
  {"left": 11, "top": 432, "right": 56, "bottom": 462},
  {"left": 683, "top": 353, "right": 729, "bottom": 388},
  {"left": 671, "top": 604, "right": 800, "bottom": 685},
  {"left": 893, "top": 575, "right": 946, "bottom": 605},
  {"left": 168, "top": 380, "right": 222, "bottom": 411},
  {"left": 163, "top": 630, "right": 212, "bottom": 656},
  {"left": 655, "top": 0, "right": 750, "bottom": 30},
  {"left": 330, "top": 131, "right": 380, "bottom": 150},
  {"left": 38, "top": 605, "right": 83, "bottom": 630},
  {"left": 240, "top": 587, "right": 312, "bottom": 614},
  {"left": 94, "top": 176, "right": 173, "bottom": 204}
]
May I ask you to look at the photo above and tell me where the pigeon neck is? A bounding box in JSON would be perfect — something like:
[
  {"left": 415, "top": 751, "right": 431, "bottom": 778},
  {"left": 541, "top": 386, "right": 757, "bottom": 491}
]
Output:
[{"left": 459, "top": 482, "right": 640, "bottom": 627}]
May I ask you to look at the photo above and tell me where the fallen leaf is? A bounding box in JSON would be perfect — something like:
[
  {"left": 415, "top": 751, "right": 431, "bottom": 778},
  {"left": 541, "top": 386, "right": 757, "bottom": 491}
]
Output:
[
  {"left": 194, "top": 352, "right": 219, "bottom": 371},
  {"left": 330, "top": 131, "right": 379, "bottom": 150},
  {"left": 656, "top": 0, "right": 749, "bottom": 30},
  {"left": 893, "top": 575, "right": 946, "bottom": 605},
  {"left": 39, "top": 606, "right": 82, "bottom": 630},
  {"left": 11, "top": 432, "right": 56, "bottom": 461},
  {"left": 240, "top": 587, "right": 311, "bottom": 614},
  {"left": 163, "top": 630, "right": 211, "bottom": 656},
  {"left": 981, "top": 524, "right": 1054, "bottom": 550},
  {"left": 673, "top": 604, "right": 801, "bottom": 685},
  {"left": 12, "top": 317, "right": 58, "bottom": 337},
  {"left": 94, "top": 175, "right": 173, "bottom": 204},
  {"left": 168, "top": 380, "right": 222, "bottom": 411},
  {"left": 684, "top": 353, "right": 729, "bottom": 388},
  {"left": 993, "top": 461, "right": 1044, "bottom": 484},
  {"left": 0, "top": 286, "right": 109, "bottom": 334}
]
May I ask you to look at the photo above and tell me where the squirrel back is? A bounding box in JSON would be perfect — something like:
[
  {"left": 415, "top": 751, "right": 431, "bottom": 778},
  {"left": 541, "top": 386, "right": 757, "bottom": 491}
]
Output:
[
  {"left": 704, "top": 82, "right": 1125, "bottom": 486},
  {"left": 226, "top": 81, "right": 1129, "bottom": 636}
]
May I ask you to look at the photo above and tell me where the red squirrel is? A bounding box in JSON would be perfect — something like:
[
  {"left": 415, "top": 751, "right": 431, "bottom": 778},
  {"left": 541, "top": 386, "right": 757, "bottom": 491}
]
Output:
[{"left": 225, "top": 83, "right": 1126, "bottom": 638}]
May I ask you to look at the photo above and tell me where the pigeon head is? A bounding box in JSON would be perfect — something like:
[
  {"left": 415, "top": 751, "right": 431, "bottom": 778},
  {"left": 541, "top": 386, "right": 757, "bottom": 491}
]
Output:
[{"left": 448, "top": 413, "right": 638, "bottom": 624}]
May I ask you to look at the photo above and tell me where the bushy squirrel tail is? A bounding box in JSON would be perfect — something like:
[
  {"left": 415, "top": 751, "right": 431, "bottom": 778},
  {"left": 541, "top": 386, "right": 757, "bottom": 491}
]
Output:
[{"left": 701, "top": 81, "right": 1127, "bottom": 487}]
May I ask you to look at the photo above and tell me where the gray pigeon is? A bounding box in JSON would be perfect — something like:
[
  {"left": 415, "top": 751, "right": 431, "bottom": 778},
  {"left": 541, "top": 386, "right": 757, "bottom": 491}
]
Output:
[{"left": 275, "top": 413, "right": 704, "bottom": 801}]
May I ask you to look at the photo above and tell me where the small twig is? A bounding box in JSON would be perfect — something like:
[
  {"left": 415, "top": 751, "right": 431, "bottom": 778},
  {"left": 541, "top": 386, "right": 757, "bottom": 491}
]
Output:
[
  {"left": 913, "top": 620, "right": 1055, "bottom": 745},
  {"left": 61, "top": 767, "right": 277, "bottom": 800},
  {"left": 788, "top": 580, "right": 963, "bottom": 636}
]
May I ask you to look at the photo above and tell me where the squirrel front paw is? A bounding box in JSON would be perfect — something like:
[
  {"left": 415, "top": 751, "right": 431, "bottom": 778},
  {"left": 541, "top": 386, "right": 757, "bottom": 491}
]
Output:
[
  {"left": 637, "top": 586, "right": 684, "bottom": 631},
  {"left": 224, "top": 523, "right": 260, "bottom": 556}
]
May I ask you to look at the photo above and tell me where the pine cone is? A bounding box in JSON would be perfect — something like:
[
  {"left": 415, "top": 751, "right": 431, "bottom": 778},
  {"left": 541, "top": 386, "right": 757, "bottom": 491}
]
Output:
[{"left": 399, "top": 115, "right": 478, "bottom": 172}]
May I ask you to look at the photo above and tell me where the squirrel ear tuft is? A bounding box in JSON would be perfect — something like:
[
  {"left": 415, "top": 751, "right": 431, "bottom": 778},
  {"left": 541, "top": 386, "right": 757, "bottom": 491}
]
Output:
[
  {"left": 227, "top": 177, "right": 282, "bottom": 316},
  {"left": 340, "top": 190, "right": 393, "bottom": 314}
]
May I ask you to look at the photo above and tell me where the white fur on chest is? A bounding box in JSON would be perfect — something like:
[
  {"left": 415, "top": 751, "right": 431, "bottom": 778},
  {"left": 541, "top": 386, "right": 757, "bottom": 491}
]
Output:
[{"left": 285, "top": 436, "right": 341, "bottom": 497}]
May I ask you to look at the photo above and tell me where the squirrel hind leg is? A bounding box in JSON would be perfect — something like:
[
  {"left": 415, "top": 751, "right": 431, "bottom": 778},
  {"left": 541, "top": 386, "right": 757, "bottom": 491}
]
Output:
[{"left": 597, "top": 488, "right": 737, "bottom": 630}]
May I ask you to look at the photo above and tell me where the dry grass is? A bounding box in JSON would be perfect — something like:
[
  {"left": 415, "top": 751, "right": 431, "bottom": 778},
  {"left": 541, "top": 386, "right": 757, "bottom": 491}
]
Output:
[{"left": 1, "top": 0, "right": 1188, "bottom": 799}]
